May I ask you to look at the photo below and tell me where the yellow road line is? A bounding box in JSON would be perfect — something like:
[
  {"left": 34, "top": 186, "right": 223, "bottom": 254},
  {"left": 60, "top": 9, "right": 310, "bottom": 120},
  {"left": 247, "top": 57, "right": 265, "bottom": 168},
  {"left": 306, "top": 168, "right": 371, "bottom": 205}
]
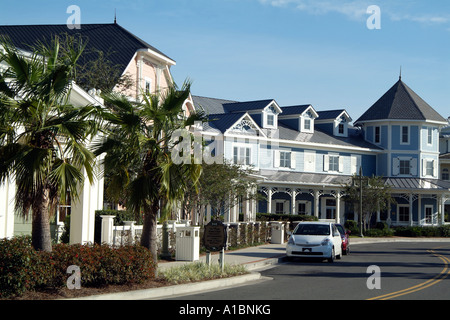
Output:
[{"left": 367, "top": 248, "right": 450, "bottom": 300}]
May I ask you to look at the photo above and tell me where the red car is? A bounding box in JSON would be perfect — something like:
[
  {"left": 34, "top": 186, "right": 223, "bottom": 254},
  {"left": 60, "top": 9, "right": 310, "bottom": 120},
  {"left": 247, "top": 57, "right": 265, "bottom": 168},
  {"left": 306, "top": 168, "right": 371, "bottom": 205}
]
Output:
[{"left": 336, "top": 224, "right": 350, "bottom": 255}]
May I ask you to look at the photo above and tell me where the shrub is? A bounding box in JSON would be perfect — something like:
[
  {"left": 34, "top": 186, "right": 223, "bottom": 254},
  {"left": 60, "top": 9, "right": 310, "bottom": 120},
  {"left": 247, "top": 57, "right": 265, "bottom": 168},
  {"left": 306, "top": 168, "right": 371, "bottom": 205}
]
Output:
[
  {"left": 0, "top": 237, "right": 157, "bottom": 298},
  {"left": 255, "top": 213, "right": 318, "bottom": 222},
  {"left": 344, "top": 220, "right": 359, "bottom": 235},
  {"left": 0, "top": 236, "right": 53, "bottom": 298}
]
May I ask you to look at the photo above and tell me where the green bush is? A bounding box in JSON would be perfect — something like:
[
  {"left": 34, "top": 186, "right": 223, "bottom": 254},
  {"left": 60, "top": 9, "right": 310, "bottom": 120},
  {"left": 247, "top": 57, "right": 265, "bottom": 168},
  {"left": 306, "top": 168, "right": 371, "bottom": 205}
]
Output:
[
  {"left": 0, "top": 236, "right": 53, "bottom": 298},
  {"left": 344, "top": 220, "right": 359, "bottom": 235},
  {"left": 0, "top": 236, "right": 156, "bottom": 298},
  {"left": 255, "top": 213, "right": 318, "bottom": 222}
]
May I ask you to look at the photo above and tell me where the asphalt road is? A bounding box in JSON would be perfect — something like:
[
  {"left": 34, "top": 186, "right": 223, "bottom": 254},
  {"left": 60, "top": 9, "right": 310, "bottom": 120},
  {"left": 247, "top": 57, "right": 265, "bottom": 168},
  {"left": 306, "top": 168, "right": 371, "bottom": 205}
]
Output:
[{"left": 166, "top": 241, "right": 450, "bottom": 301}]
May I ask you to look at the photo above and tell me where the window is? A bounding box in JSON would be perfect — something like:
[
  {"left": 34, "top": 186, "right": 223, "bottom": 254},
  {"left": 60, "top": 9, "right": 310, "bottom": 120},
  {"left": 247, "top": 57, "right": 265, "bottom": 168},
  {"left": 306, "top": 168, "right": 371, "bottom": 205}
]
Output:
[
  {"left": 425, "top": 160, "right": 434, "bottom": 176},
  {"left": 280, "top": 151, "right": 291, "bottom": 168},
  {"left": 338, "top": 123, "right": 344, "bottom": 134},
  {"left": 428, "top": 127, "right": 433, "bottom": 145},
  {"left": 399, "top": 160, "right": 410, "bottom": 175},
  {"left": 275, "top": 202, "right": 284, "bottom": 214},
  {"left": 267, "top": 114, "right": 274, "bottom": 126},
  {"left": 425, "top": 206, "right": 433, "bottom": 224},
  {"left": 233, "top": 146, "right": 250, "bottom": 165},
  {"left": 298, "top": 203, "right": 306, "bottom": 215},
  {"left": 401, "top": 126, "right": 409, "bottom": 144},
  {"left": 375, "top": 126, "right": 381, "bottom": 144},
  {"left": 442, "top": 168, "right": 449, "bottom": 181},
  {"left": 144, "top": 78, "right": 151, "bottom": 95},
  {"left": 329, "top": 155, "right": 339, "bottom": 172},
  {"left": 304, "top": 119, "right": 311, "bottom": 131},
  {"left": 399, "top": 206, "right": 409, "bottom": 222}
]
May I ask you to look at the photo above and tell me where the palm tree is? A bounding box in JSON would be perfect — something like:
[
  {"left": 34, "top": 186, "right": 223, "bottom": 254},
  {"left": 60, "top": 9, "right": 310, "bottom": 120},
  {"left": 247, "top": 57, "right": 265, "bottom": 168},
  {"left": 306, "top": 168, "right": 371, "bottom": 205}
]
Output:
[
  {"left": 95, "top": 82, "right": 204, "bottom": 260},
  {"left": 0, "top": 36, "right": 101, "bottom": 251}
]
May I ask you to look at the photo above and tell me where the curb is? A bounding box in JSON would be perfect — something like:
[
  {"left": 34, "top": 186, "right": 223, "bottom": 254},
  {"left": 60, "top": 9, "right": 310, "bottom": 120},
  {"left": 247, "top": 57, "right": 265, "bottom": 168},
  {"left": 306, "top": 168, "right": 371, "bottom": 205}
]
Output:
[{"left": 66, "top": 272, "right": 263, "bottom": 300}]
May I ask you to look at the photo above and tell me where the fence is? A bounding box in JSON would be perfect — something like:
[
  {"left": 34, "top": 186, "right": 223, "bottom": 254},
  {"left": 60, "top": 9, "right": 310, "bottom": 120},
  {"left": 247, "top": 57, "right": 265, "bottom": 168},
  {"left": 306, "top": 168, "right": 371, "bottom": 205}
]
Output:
[{"left": 99, "top": 215, "right": 296, "bottom": 259}]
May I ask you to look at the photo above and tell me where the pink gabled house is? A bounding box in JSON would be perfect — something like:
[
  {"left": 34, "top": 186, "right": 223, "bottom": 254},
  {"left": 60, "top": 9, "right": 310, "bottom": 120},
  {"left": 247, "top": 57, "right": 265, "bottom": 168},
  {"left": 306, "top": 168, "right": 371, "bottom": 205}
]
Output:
[{"left": 0, "top": 22, "right": 195, "bottom": 243}]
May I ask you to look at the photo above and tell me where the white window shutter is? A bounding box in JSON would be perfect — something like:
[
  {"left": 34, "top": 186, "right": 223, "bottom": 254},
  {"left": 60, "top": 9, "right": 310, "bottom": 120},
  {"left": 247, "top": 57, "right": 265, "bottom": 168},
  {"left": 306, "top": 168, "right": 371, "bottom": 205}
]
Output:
[
  {"left": 393, "top": 157, "right": 399, "bottom": 176},
  {"left": 410, "top": 158, "right": 417, "bottom": 176},
  {"left": 291, "top": 152, "right": 296, "bottom": 169},
  {"left": 274, "top": 150, "right": 280, "bottom": 168},
  {"left": 422, "top": 159, "right": 426, "bottom": 176},
  {"left": 339, "top": 156, "right": 344, "bottom": 173},
  {"left": 323, "top": 155, "right": 329, "bottom": 172},
  {"left": 351, "top": 156, "right": 357, "bottom": 174},
  {"left": 433, "top": 160, "right": 438, "bottom": 177}
]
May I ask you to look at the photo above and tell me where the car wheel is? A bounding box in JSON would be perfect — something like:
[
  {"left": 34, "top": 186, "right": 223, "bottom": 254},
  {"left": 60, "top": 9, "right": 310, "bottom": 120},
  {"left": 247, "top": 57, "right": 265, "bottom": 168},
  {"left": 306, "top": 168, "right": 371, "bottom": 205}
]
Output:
[{"left": 328, "top": 248, "right": 335, "bottom": 263}]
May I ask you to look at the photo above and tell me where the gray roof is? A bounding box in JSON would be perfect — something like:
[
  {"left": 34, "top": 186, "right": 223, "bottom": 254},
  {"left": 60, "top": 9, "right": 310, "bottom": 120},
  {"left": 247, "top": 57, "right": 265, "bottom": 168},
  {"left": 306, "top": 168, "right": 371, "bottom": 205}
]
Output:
[
  {"left": 257, "top": 170, "right": 352, "bottom": 187},
  {"left": 384, "top": 177, "right": 450, "bottom": 191},
  {"left": 277, "top": 123, "right": 381, "bottom": 150},
  {"left": 355, "top": 79, "right": 447, "bottom": 124},
  {"left": 192, "top": 96, "right": 238, "bottom": 114},
  {"left": 257, "top": 170, "right": 450, "bottom": 192}
]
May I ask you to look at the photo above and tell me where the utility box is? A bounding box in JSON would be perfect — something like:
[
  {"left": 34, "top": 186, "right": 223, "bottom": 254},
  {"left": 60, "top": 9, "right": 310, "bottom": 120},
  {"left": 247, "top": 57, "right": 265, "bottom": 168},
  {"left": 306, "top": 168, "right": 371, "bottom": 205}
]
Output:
[
  {"left": 175, "top": 226, "right": 200, "bottom": 261},
  {"left": 271, "top": 222, "right": 285, "bottom": 244}
]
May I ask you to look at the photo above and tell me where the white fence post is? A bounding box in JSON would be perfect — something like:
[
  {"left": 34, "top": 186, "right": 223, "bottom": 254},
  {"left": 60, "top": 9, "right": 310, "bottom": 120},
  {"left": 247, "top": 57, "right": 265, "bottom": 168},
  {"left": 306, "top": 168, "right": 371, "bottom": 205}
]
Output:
[{"left": 100, "top": 215, "right": 115, "bottom": 245}]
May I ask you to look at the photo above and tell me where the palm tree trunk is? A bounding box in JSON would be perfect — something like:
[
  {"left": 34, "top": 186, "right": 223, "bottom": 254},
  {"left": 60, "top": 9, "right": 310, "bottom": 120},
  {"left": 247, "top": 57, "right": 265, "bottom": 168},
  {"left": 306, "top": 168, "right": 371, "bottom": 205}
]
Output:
[
  {"left": 31, "top": 188, "right": 52, "bottom": 252},
  {"left": 140, "top": 201, "right": 160, "bottom": 261}
]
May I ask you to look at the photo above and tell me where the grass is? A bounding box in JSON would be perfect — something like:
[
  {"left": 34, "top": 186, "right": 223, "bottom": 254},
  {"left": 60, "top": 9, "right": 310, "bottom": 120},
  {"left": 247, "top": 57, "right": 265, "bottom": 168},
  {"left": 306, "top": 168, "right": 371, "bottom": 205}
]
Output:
[{"left": 159, "top": 262, "right": 248, "bottom": 285}]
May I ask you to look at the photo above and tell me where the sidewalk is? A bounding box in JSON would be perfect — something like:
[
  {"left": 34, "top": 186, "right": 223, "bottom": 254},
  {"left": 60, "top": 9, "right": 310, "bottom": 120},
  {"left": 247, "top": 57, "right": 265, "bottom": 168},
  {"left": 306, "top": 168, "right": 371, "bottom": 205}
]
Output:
[{"left": 71, "top": 237, "right": 450, "bottom": 300}]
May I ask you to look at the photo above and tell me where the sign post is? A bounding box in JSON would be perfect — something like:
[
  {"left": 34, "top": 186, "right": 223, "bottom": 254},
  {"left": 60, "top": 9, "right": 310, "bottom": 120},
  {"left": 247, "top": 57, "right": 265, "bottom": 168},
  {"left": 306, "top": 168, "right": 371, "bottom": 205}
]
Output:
[{"left": 203, "top": 220, "right": 227, "bottom": 271}]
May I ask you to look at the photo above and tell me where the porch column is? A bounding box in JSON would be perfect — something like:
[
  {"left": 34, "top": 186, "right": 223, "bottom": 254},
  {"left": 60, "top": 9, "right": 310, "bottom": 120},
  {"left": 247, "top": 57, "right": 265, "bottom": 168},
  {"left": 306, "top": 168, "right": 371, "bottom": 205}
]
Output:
[
  {"left": 314, "top": 190, "right": 320, "bottom": 219},
  {"left": 409, "top": 193, "right": 413, "bottom": 227},
  {"left": 70, "top": 164, "right": 105, "bottom": 245},
  {"left": 291, "top": 189, "right": 297, "bottom": 215},
  {"left": 267, "top": 188, "right": 272, "bottom": 214},
  {"left": 335, "top": 192, "right": 341, "bottom": 224}
]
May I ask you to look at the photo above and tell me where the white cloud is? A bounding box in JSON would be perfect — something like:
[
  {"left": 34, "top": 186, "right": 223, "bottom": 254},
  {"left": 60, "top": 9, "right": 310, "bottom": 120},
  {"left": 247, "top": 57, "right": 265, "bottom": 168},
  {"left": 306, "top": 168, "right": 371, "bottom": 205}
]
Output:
[{"left": 258, "top": 0, "right": 450, "bottom": 25}]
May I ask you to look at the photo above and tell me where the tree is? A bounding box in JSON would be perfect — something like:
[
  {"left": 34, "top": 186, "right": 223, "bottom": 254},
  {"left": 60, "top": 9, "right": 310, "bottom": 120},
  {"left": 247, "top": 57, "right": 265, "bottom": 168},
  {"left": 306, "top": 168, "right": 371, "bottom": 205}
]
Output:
[
  {"left": 0, "top": 35, "right": 101, "bottom": 251},
  {"left": 181, "top": 160, "right": 260, "bottom": 223},
  {"left": 94, "top": 81, "right": 205, "bottom": 260},
  {"left": 343, "top": 173, "right": 395, "bottom": 234}
]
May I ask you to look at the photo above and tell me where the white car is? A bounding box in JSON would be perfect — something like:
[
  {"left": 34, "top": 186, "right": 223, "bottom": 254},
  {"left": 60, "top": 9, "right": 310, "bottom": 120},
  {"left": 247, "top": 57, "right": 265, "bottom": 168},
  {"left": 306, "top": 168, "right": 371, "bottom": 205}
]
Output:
[{"left": 286, "top": 222, "right": 343, "bottom": 263}]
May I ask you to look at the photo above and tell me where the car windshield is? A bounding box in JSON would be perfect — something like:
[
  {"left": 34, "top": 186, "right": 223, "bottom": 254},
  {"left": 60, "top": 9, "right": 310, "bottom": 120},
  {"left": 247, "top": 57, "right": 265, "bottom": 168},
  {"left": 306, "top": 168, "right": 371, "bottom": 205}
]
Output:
[
  {"left": 294, "top": 224, "right": 330, "bottom": 236},
  {"left": 336, "top": 225, "right": 345, "bottom": 235}
]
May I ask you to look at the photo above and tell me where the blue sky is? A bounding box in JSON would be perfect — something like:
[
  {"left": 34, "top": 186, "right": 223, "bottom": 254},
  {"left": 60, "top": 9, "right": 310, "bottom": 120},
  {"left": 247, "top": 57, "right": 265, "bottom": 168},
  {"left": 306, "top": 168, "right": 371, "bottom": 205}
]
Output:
[{"left": 1, "top": 0, "right": 450, "bottom": 120}]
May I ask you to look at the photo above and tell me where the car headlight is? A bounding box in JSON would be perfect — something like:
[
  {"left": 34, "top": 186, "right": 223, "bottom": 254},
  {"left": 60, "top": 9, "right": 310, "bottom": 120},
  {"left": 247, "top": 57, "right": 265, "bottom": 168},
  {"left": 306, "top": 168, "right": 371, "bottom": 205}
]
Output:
[
  {"left": 321, "top": 238, "right": 331, "bottom": 246},
  {"left": 288, "top": 236, "right": 295, "bottom": 245}
]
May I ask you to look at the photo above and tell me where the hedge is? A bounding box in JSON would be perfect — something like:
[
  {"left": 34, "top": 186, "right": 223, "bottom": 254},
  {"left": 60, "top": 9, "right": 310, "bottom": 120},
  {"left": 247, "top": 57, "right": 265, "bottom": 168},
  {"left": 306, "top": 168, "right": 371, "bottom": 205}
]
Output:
[
  {"left": 255, "top": 213, "right": 318, "bottom": 222},
  {"left": 0, "top": 236, "right": 156, "bottom": 299}
]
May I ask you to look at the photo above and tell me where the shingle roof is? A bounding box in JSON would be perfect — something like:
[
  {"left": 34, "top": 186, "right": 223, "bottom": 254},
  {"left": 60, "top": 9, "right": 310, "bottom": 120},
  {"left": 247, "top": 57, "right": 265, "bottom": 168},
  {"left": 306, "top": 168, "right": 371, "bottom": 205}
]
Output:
[
  {"left": 0, "top": 23, "right": 174, "bottom": 74},
  {"left": 317, "top": 109, "right": 347, "bottom": 120},
  {"left": 355, "top": 79, "right": 446, "bottom": 124},
  {"left": 223, "top": 99, "right": 275, "bottom": 113},
  {"left": 279, "top": 105, "right": 310, "bottom": 116},
  {"left": 206, "top": 112, "right": 246, "bottom": 133},
  {"left": 192, "top": 96, "right": 238, "bottom": 114}
]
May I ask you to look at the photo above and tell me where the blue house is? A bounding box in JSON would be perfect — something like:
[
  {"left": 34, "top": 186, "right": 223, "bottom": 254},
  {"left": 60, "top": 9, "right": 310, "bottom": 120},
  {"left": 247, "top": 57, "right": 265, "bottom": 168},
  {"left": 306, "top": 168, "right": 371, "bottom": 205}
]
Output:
[{"left": 193, "top": 77, "right": 450, "bottom": 227}]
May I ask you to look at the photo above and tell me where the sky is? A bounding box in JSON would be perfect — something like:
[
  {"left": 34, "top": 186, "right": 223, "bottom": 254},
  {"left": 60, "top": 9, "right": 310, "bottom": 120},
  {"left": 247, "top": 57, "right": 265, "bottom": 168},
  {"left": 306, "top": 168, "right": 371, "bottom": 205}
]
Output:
[{"left": 0, "top": 0, "right": 450, "bottom": 121}]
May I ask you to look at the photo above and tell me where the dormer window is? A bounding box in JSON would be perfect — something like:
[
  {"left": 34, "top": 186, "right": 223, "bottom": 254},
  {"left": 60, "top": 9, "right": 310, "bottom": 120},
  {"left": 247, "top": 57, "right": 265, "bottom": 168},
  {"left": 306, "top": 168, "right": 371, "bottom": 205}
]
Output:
[
  {"left": 263, "top": 105, "right": 279, "bottom": 129},
  {"left": 301, "top": 111, "right": 315, "bottom": 133},
  {"left": 334, "top": 115, "right": 349, "bottom": 137},
  {"left": 267, "top": 114, "right": 274, "bottom": 126}
]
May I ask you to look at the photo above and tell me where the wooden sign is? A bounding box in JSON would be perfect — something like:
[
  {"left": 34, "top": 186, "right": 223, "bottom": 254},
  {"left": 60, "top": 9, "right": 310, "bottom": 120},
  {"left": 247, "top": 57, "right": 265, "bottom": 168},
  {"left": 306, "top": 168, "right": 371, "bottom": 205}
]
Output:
[{"left": 203, "top": 220, "right": 227, "bottom": 252}]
